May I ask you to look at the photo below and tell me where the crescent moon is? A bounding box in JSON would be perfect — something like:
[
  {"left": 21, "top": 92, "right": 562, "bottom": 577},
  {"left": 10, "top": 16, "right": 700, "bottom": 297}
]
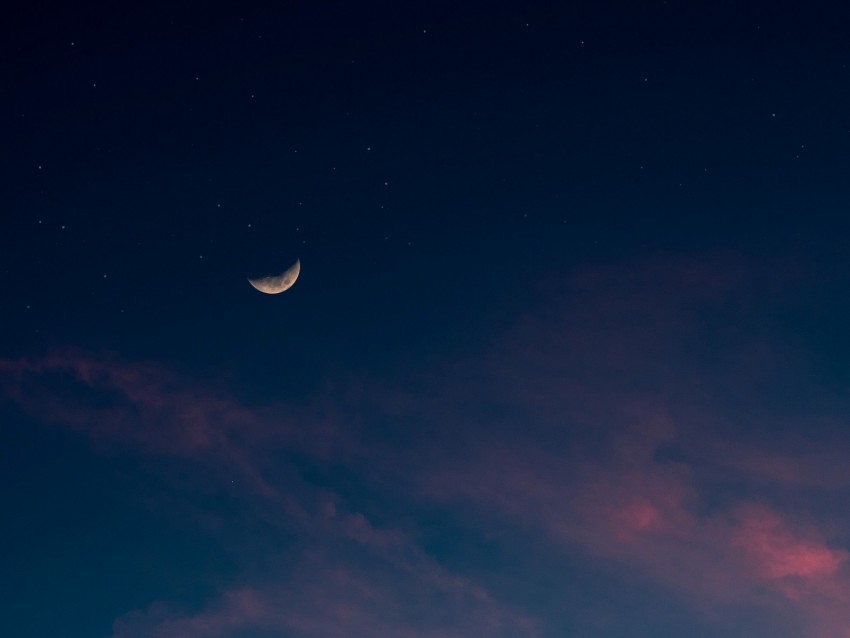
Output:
[{"left": 248, "top": 259, "right": 301, "bottom": 294}]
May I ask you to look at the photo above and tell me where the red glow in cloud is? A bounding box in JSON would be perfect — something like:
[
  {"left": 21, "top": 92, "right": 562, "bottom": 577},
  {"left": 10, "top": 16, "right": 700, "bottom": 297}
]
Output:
[
  {"left": 6, "top": 253, "right": 850, "bottom": 638},
  {"left": 415, "top": 254, "right": 850, "bottom": 637},
  {"left": 732, "top": 506, "right": 848, "bottom": 582},
  {"left": 425, "top": 425, "right": 850, "bottom": 636}
]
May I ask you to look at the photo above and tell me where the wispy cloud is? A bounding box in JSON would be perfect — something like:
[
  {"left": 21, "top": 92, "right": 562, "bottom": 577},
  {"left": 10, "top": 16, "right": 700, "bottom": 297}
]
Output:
[
  {"left": 112, "top": 559, "right": 537, "bottom": 638},
  {"left": 416, "top": 254, "right": 850, "bottom": 637},
  {"left": 0, "top": 347, "right": 536, "bottom": 638},
  {"left": 4, "top": 252, "right": 850, "bottom": 637}
]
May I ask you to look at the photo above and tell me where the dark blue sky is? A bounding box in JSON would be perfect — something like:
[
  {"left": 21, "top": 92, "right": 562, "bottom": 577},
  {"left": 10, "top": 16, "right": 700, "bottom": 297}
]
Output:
[{"left": 3, "top": 2, "right": 850, "bottom": 637}]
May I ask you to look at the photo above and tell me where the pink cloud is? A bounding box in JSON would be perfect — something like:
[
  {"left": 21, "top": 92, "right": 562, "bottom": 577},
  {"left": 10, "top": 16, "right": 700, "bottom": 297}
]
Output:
[
  {"left": 425, "top": 424, "right": 850, "bottom": 634},
  {"left": 0, "top": 349, "right": 262, "bottom": 454},
  {"left": 6, "top": 253, "right": 850, "bottom": 637},
  {"left": 0, "top": 348, "right": 346, "bottom": 512},
  {"left": 428, "top": 444, "right": 846, "bottom": 634},
  {"left": 1, "top": 348, "right": 536, "bottom": 638},
  {"left": 732, "top": 506, "right": 848, "bottom": 582},
  {"left": 111, "top": 545, "right": 538, "bottom": 638},
  {"left": 412, "top": 254, "right": 850, "bottom": 636}
]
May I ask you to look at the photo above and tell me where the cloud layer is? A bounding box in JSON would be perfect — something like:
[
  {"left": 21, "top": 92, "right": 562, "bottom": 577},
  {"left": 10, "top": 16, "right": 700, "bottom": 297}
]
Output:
[{"left": 4, "top": 252, "right": 850, "bottom": 637}]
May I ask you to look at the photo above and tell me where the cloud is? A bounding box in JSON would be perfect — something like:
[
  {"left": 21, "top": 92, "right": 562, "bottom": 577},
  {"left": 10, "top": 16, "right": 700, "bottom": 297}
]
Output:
[
  {"left": 426, "top": 429, "right": 850, "bottom": 610},
  {"left": 0, "top": 348, "right": 346, "bottom": 514},
  {"left": 113, "top": 558, "right": 537, "bottom": 638},
  {"left": 414, "top": 254, "right": 850, "bottom": 637},
  {"left": 110, "top": 508, "right": 537, "bottom": 638},
  {"left": 0, "top": 349, "right": 265, "bottom": 454},
  {"left": 0, "top": 348, "right": 536, "bottom": 638},
  {"left": 5, "top": 252, "right": 850, "bottom": 637}
]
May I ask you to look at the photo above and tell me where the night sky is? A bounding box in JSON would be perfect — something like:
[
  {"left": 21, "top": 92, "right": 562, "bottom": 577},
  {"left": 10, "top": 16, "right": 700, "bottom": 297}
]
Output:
[{"left": 4, "top": 2, "right": 850, "bottom": 637}]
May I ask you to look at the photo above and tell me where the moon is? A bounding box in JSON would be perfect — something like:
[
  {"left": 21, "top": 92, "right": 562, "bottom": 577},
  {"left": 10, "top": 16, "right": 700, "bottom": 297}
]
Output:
[{"left": 248, "top": 259, "right": 301, "bottom": 294}]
